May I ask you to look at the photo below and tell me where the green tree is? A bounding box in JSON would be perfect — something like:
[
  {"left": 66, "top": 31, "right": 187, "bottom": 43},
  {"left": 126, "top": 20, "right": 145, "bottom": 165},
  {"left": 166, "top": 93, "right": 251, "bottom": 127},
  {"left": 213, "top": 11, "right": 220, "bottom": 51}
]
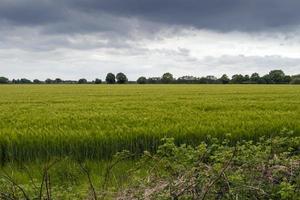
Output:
[
  {"left": 33, "top": 79, "right": 42, "bottom": 84},
  {"left": 283, "top": 75, "right": 291, "bottom": 83},
  {"left": 95, "top": 78, "right": 102, "bottom": 84},
  {"left": 231, "top": 74, "right": 244, "bottom": 84},
  {"left": 0, "top": 77, "right": 9, "bottom": 84},
  {"left": 116, "top": 73, "right": 128, "bottom": 84},
  {"left": 78, "top": 78, "right": 87, "bottom": 84},
  {"left": 269, "top": 70, "right": 285, "bottom": 83},
  {"left": 54, "top": 78, "right": 63, "bottom": 84},
  {"left": 250, "top": 73, "right": 260, "bottom": 83},
  {"left": 162, "top": 72, "right": 174, "bottom": 83},
  {"left": 290, "top": 77, "right": 300, "bottom": 84},
  {"left": 243, "top": 75, "right": 250, "bottom": 82},
  {"left": 45, "top": 78, "right": 53, "bottom": 84},
  {"left": 20, "top": 78, "right": 32, "bottom": 84},
  {"left": 261, "top": 74, "right": 273, "bottom": 84},
  {"left": 105, "top": 73, "right": 116, "bottom": 84},
  {"left": 292, "top": 74, "right": 300, "bottom": 79},
  {"left": 219, "top": 74, "right": 230, "bottom": 84},
  {"left": 137, "top": 76, "right": 147, "bottom": 84}
]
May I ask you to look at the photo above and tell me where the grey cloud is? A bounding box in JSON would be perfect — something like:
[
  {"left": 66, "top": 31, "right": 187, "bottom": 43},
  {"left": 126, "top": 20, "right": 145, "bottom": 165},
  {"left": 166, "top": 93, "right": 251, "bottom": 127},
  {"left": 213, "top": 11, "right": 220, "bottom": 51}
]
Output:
[
  {"left": 0, "top": 0, "right": 66, "bottom": 25},
  {"left": 1, "top": 0, "right": 300, "bottom": 34},
  {"left": 67, "top": 0, "right": 300, "bottom": 31},
  {"left": 1, "top": 0, "right": 300, "bottom": 53}
]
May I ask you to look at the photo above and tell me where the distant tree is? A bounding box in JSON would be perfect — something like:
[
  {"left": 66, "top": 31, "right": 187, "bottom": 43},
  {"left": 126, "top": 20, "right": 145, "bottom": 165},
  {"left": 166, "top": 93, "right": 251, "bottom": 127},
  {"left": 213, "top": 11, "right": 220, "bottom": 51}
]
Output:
[
  {"left": 20, "top": 78, "right": 32, "bottom": 84},
  {"left": 116, "top": 73, "right": 128, "bottom": 84},
  {"left": 292, "top": 74, "right": 300, "bottom": 79},
  {"left": 78, "top": 78, "right": 88, "bottom": 84},
  {"left": 177, "top": 76, "right": 198, "bottom": 84},
  {"left": 204, "top": 76, "right": 218, "bottom": 84},
  {"left": 105, "top": 73, "right": 116, "bottom": 84},
  {"left": 137, "top": 76, "right": 147, "bottom": 84},
  {"left": 206, "top": 75, "right": 217, "bottom": 80},
  {"left": 148, "top": 77, "right": 161, "bottom": 84},
  {"left": 95, "top": 78, "right": 102, "bottom": 84},
  {"left": 290, "top": 77, "right": 300, "bottom": 84},
  {"left": 261, "top": 74, "right": 273, "bottom": 84},
  {"left": 250, "top": 73, "right": 260, "bottom": 83},
  {"left": 33, "top": 79, "right": 42, "bottom": 84},
  {"left": 198, "top": 77, "right": 208, "bottom": 84},
  {"left": 64, "top": 80, "right": 77, "bottom": 84},
  {"left": 231, "top": 74, "right": 244, "bottom": 84},
  {"left": 219, "top": 74, "right": 230, "bottom": 84},
  {"left": 0, "top": 77, "right": 9, "bottom": 84},
  {"left": 243, "top": 75, "right": 250, "bottom": 82},
  {"left": 290, "top": 74, "right": 300, "bottom": 84},
  {"left": 45, "top": 78, "right": 53, "bottom": 84},
  {"left": 283, "top": 75, "right": 291, "bottom": 83},
  {"left": 54, "top": 78, "right": 63, "bottom": 84},
  {"left": 269, "top": 70, "right": 285, "bottom": 83},
  {"left": 162, "top": 72, "right": 174, "bottom": 83}
]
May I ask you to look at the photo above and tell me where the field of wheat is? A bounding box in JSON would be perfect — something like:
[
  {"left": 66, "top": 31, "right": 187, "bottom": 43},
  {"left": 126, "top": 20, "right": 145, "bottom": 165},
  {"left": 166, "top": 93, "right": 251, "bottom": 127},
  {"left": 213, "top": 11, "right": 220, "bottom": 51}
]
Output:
[{"left": 0, "top": 84, "right": 299, "bottom": 162}]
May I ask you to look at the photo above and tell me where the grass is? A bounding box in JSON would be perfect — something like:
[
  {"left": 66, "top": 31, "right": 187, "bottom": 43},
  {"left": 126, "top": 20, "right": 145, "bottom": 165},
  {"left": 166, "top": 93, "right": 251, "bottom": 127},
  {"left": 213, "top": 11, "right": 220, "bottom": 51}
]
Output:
[
  {"left": 0, "top": 158, "right": 137, "bottom": 199},
  {"left": 0, "top": 84, "right": 299, "bottom": 161}
]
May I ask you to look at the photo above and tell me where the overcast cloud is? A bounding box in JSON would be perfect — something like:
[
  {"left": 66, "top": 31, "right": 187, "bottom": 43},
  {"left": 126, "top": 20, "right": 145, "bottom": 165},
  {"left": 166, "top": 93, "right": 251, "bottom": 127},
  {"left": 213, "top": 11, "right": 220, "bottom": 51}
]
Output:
[{"left": 0, "top": 0, "right": 299, "bottom": 80}]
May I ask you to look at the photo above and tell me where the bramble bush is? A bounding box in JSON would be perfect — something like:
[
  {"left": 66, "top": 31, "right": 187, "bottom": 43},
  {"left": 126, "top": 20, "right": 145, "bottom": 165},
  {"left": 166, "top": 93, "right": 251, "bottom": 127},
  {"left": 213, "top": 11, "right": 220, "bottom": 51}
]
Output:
[{"left": 119, "top": 130, "right": 300, "bottom": 199}]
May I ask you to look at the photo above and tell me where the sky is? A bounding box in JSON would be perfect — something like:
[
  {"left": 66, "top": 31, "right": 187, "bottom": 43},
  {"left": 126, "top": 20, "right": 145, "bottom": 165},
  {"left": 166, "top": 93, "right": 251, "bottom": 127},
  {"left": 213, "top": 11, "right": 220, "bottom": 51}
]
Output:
[{"left": 0, "top": 0, "right": 300, "bottom": 81}]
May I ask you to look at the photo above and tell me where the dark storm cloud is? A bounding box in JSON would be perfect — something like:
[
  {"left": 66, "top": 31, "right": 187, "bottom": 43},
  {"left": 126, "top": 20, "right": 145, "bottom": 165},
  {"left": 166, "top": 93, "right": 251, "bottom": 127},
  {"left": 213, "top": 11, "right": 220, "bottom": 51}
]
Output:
[
  {"left": 1, "top": 0, "right": 300, "bottom": 33},
  {"left": 68, "top": 0, "right": 300, "bottom": 31},
  {"left": 0, "top": 0, "right": 66, "bottom": 25}
]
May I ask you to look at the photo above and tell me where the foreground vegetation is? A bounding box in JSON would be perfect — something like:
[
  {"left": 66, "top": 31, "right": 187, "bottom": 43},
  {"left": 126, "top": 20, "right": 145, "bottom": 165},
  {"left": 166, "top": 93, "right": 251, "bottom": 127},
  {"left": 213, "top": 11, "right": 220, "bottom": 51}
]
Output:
[
  {"left": 1, "top": 131, "right": 299, "bottom": 199},
  {"left": 0, "top": 85, "right": 299, "bottom": 162}
]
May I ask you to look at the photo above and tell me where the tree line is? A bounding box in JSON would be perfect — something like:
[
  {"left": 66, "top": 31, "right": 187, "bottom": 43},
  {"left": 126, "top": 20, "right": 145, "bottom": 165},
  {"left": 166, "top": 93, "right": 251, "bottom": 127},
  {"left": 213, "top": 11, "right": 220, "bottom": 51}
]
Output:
[{"left": 0, "top": 70, "right": 299, "bottom": 84}]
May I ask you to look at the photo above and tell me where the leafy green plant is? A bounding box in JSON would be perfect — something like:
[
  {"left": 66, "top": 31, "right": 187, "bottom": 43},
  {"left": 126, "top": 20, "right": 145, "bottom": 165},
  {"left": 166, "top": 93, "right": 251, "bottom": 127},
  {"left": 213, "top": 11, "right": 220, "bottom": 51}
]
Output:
[{"left": 119, "top": 132, "right": 300, "bottom": 199}]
